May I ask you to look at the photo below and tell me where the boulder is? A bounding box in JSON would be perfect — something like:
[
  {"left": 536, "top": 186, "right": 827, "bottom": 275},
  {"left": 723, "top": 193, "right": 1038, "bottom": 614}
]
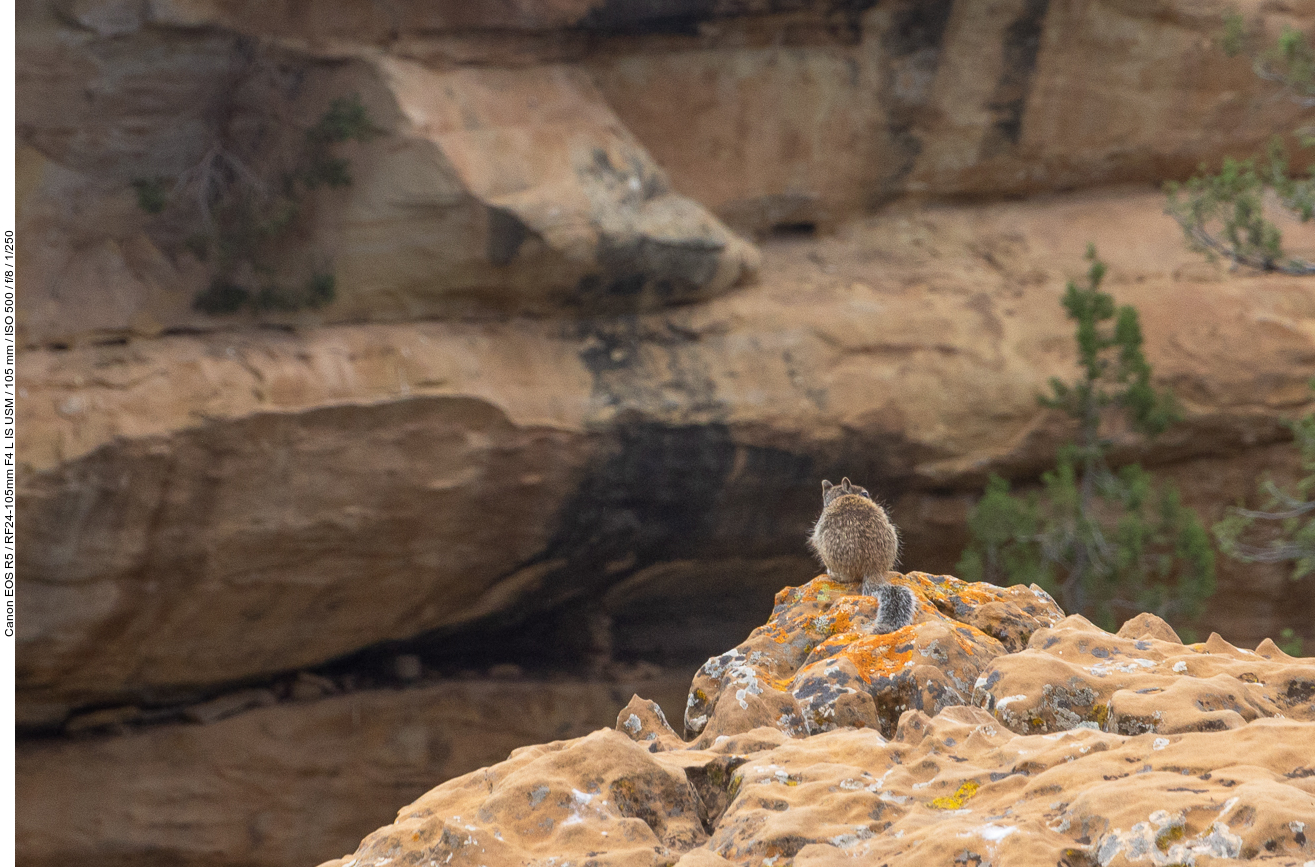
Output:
[
  {"left": 682, "top": 572, "right": 1063, "bottom": 741},
  {"left": 328, "top": 728, "right": 709, "bottom": 867},
  {"left": 315, "top": 58, "right": 760, "bottom": 321}
]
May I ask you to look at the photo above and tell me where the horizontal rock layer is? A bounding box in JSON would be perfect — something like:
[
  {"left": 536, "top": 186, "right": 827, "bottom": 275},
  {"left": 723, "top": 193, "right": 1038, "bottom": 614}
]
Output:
[
  {"left": 19, "top": 191, "right": 1315, "bottom": 716},
  {"left": 16, "top": 674, "right": 692, "bottom": 867},
  {"left": 18, "top": 0, "right": 1314, "bottom": 343}
]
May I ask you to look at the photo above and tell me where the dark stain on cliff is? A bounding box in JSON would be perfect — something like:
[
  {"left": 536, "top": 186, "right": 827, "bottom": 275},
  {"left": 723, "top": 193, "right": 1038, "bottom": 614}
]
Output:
[
  {"left": 577, "top": 0, "right": 817, "bottom": 35},
  {"left": 980, "top": 0, "right": 1051, "bottom": 158},
  {"left": 874, "top": 0, "right": 957, "bottom": 204},
  {"left": 483, "top": 421, "right": 740, "bottom": 662},
  {"left": 570, "top": 147, "right": 721, "bottom": 313},
  {"left": 577, "top": 314, "right": 724, "bottom": 416},
  {"left": 578, "top": 0, "right": 718, "bottom": 35},
  {"left": 883, "top": 0, "right": 956, "bottom": 58},
  {"left": 546, "top": 422, "right": 740, "bottom": 574},
  {"left": 486, "top": 206, "right": 531, "bottom": 266},
  {"left": 575, "top": 236, "right": 722, "bottom": 312}
]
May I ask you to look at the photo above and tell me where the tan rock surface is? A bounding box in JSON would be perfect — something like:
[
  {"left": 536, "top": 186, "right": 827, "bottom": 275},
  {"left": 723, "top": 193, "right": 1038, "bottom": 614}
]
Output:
[
  {"left": 319, "top": 584, "right": 1315, "bottom": 867},
  {"left": 26, "top": 1, "right": 1312, "bottom": 238},
  {"left": 973, "top": 613, "right": 1315, "bottom": 736},
  {"left": 20, "top": 0, "right": 1315, "bottom": 343},
  {"left": 314, "top": 58, "right": 759, "bottom": 322},
  {"left": 20, "top": 390, "right": 595, "bottom": 710},
  {"left": 16, "top": 674, "right": 692, "bottom": 867},
  {"left": 590, "top": 0, "right": 1312, "bottom": 231},
  {"left": 18, "top": 28, "right": 759, "bottom": 343},
  {"left": 18, "top": 190, "right": 1315, "bottom": 712}
]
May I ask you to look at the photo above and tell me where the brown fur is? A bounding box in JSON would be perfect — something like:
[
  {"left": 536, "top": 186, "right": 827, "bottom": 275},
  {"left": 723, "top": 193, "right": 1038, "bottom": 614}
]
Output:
[{"left": 808, "top": 478, "right": 899, "bottom": 588}]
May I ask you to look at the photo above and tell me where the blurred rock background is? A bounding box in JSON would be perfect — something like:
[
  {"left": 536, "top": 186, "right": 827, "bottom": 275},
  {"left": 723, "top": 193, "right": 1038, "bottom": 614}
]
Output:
[{"left": 15, "top": 0, "right": 1315, "bottom": 865}]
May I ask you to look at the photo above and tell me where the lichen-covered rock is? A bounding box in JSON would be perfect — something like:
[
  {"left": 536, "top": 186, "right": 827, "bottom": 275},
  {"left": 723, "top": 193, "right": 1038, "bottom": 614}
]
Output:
[
  {"left": 616, "top": 695, "right": 687, "bottom": 753},
  {"left": 328, "top": 700, "right": 1315, "bottom": 867},
  {"left": 972, "top": 613, "right": 1315, "bottom": 735},
  {"left": 683, "top": 572, "right": 1064, "bottom": 740},
  {"left": 317, "top": 575, "right": 1315, "bottom": 867}
]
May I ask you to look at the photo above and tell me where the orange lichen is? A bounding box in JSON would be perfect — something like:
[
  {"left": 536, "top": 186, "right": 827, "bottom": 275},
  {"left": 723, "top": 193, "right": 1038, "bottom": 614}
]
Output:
[
  {"left": 908, "top": 571, "right": 1005, "bottom": 611},
  {"left": 756, "top": 622, "right": 797, "bottom": 646},
  {"left": 829, "top": 631, "right": 918, "bottom": 683}
]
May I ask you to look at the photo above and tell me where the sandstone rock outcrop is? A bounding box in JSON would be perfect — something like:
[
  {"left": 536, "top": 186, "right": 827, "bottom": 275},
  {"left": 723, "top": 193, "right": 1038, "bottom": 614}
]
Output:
[
  {"left": 975, "top": 612, "right": 1315, "bottom": 737},
  {"left": 683, "top": 572, "right": 1063, "bottom": 741},
  {"left": 318, "top": 577, "right": 1315, "bottom": 867},
  {"left": 19, "top": 3, "right": 1315, "bottom": 867}
]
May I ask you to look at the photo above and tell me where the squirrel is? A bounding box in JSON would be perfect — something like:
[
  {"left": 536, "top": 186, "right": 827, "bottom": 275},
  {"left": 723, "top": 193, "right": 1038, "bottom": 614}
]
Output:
[{"left": 808, "top": 477, "right": 915, "bottom": 633}]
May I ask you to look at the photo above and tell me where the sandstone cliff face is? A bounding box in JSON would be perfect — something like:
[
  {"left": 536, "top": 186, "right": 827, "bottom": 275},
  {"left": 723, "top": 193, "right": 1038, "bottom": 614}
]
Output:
[
  {"left": 19, "top": 191, "right": 1315, "bottom": 719},
  {"left": 18, "top": 0, "right": 1315, "bottom": 344}
]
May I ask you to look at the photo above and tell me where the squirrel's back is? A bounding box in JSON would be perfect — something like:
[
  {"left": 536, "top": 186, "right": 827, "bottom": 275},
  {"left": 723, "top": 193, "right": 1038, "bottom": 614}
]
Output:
[{"left": 809, "top": 478, "right": 899, "bottom": 586}]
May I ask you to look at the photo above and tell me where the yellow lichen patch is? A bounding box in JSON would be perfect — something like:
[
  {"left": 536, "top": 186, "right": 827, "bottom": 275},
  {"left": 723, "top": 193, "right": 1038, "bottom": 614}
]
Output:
[
  {"left": 928, "top": 780, "right": 980, "bottom": 810},
  {"left": 809, "top": 633, "right": 865, "bottom": 658},
  {"left": 944, "top": 622, "right": 995, "bottom": 654},
  {"left": 1094, "top": 704, "right": 1110, "bottom": 728},
  {"left": 1156, "top": 823, "right": 1186, "bottom": 851},
  {"left": 814, "top": 597, "right": 879, "bottom": 636}
]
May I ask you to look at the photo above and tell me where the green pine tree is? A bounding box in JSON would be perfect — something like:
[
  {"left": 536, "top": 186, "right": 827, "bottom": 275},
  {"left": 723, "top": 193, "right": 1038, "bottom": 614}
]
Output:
[
  {"left": 957, "top": 247, "right": 1215, "bottom": 630},
  {"left": 1165, "top": 16, "right": 1315, "bottom": 274}
]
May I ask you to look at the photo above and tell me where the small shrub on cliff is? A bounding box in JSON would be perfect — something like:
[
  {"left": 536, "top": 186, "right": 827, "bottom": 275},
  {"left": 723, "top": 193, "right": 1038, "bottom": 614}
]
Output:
[
  {"left": 1213, "top": 380, "right": 1315, "bottom": 585},
  {"left": 957, "top": 247, "right": 1215, "bottom": 630},
  {"left": 1165, "top": 16, "right": 1315, "bottom": 273},
  {"left": 131, "top": 177, "right": 170, "bottom": 214},
  {"left": 132, "top": 92, "right": 376, "bottom": 314}
]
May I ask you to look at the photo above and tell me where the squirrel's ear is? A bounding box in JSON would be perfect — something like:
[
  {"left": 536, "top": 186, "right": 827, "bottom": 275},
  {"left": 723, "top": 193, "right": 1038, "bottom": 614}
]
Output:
[
  {"left": 821, "top": 480, "right": 833, "bottom": 492},
  {"left": 840, "top": 477, "right": 852, "bottom": 489}
]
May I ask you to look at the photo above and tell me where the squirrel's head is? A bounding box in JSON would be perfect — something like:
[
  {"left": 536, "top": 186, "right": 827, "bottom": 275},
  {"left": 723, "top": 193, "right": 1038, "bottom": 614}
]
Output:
[{"left": 821, "top": 477, "right": 873, "bottom": 507}]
